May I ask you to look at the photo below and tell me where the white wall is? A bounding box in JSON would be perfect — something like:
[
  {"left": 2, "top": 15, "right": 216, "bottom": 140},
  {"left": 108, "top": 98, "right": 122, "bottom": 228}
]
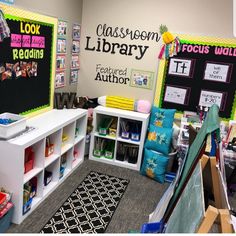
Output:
[
  {"left": 14, "top": 0, "right": 83, "bottom": 93},
  {"left": 79, "top": 0, "right": 233, "bottom": 102}
]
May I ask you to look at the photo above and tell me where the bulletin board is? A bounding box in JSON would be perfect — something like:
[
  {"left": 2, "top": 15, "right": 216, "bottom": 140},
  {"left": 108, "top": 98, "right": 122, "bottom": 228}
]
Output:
[
  {"left": 154, "top": 35, "right": 236, "bottom": 120},
  {"left": 0, "top": 3, "right": 57, "bottom": 116}
]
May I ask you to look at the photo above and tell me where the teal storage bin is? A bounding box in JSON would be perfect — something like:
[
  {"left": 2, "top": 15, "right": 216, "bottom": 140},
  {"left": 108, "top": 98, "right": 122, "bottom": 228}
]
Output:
[{"left": 0, "top": 206, "right": 14, "bottom": 233}]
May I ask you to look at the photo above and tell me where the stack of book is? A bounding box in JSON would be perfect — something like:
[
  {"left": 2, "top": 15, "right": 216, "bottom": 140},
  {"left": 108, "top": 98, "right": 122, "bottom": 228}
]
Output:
[{"left": 0, "top": 188, "right": 13, "bottom": 220}]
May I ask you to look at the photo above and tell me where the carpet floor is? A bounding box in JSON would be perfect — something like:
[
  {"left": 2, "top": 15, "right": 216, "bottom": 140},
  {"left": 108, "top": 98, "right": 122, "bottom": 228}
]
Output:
[{"left": 7, "top": 158, "right": 169, "bottom": 233}]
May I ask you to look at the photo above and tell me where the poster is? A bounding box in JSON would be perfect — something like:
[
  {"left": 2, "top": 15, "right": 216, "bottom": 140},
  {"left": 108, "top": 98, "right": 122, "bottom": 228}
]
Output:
[
  {"left": 0, "top": 5, "right": 56, "bottom": 115},
  {"left": 164, "top": 85, "right": 189, "bottom": 105},
  {"left": 72, "top": 40, "right": 80, "bottom": 53},
  {"left": 71, "top": 54, "right": 79, "bottom": 69},
  {"left": 72, "top": 23, "right": 80, "bottom": 40},
  {"left": 168, "top": 58, "right": 194, "bottom": 77},
  {"left": 57, "top": 38, "right": 66, "bottom": 54},
  {"left": 203, "top": 62, "right": 231, "bottom": 83},
  {"left": 70, "top": 69, "right": 78, "bottom": 84},
  {"left": 56, "top": 54, "right": 66, "bottom": 71},
  {"left": 130, "top": 69, "right": 154, "bottom": 89},
  {"left": 58, "top": 20, "right": 67, "bottom": 38},
  {"left": 55, "top": 71, "right": 65, "bottom": 88}
]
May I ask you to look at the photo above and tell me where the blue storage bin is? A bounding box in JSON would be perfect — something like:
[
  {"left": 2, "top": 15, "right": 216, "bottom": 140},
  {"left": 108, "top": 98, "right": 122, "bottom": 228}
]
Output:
[
  {"left": 0, "top": 206, "right": 14, "bottom": 233},
  {"left": 23, "top": 198, "right": 32, "bottom": 215}
]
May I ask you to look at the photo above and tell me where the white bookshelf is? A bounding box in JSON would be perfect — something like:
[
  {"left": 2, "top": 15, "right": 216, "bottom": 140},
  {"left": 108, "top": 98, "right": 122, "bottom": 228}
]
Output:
[
  {"left": 89, "top": 106, "right": 149, "bottom": 171},
  {"left": 0, "top": 108, "right": 87, "bottom": 224}
]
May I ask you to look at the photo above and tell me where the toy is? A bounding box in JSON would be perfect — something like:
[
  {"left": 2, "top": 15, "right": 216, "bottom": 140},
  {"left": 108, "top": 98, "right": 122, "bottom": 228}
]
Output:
[
  {"left": 98, "top": 96, "right": 151, "bottom": 114},
  {"left": 158, "top": 24, "right": 181, "bottom": 59}
]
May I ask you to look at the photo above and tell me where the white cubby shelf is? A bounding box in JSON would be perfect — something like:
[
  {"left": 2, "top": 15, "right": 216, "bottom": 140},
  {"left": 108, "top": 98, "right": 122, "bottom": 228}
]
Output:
[
  {"left": 89, "top": 106, "right": 150, "bottom": 171},
  {"left": 0, "top": 108, "right": 87, "bottom": 224}
]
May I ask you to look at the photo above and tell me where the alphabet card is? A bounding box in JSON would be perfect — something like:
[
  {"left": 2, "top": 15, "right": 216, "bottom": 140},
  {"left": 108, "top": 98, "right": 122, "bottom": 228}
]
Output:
[{"left": 168, "top": 58, "right": 194, "bottom": 77}]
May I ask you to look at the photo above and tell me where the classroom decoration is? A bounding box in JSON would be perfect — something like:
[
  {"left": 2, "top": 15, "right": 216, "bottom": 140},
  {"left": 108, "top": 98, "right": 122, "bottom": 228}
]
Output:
[
  {"left": 55, "top": 19, "right": 67, "bottom": 89},
  {"left": 54, "top": 92, "right": 76, "bottom": 109},
  {"left": 98, "top": 95, "right": 151, "bottom": 113},
  {"left": 145, "top": 125, "right": 173, "bottom": 155},
  {"left": 55, "top": 71, "right": 65, "bottom": 88},
  {"left": 72, "top": 23, "right": 80, "bottom": 40},
  {"left": 150, "top": 106, "right": 176, "bottom": 128},
  {"left": 141, "top": 148, "right": 169, "bottom": 183},
  {"left": 70, "top": 69, "right": 78, "bottom": 84},
  {"left": 0, "top": 9, "right": 10, "bottom": 42},
  {"left": 129, "top": 69, "right": 154, "bottom": 90},
  {"left": 0, "top": 3, "right": 57, "bottom": 116},
  {"left": 155, "top": 34, "right": 236, "bottom": 120},
  {"left": 57, "top": 20, "right": 67, "bottom": 38},
  {"left": 70, "top": 23, "right": 80, "bottom": 85},
  {"left": 158, "top": 24, "right": 181, "bottom": 59}
]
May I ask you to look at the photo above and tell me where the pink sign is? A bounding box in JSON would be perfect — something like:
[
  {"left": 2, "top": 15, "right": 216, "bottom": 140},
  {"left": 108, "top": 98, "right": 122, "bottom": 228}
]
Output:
[
  {"left": 31, "top": 36, "right": 45, "bottom": 48},
  {"left": 22, "top": 35, "right": 31, "bottom": 48},
  {"left": 10, "top": 34, "right": 22, "bottom": 47}
]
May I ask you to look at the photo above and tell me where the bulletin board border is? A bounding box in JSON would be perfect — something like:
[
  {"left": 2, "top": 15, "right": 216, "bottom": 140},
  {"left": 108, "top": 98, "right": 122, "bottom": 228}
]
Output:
[{"left": 154, "top": 34, "right": 236, "bottom": 121}]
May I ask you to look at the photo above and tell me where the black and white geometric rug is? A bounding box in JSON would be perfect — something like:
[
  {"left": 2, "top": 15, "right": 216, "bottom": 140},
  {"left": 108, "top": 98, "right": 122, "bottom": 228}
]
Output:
[{"left": 41, "top": 171, "right": 129, "bottom": 233}]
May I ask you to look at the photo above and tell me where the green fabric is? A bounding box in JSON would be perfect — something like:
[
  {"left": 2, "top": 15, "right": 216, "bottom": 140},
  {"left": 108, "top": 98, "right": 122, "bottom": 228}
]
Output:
[{"left": 164, "top": 104, "right": 220, "bottom": 221}]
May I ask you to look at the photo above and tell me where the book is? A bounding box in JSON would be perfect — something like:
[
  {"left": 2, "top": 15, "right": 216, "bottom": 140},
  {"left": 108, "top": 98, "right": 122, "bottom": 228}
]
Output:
[{"left": 0, "top": 202, "right": 13, "bottom": 218}]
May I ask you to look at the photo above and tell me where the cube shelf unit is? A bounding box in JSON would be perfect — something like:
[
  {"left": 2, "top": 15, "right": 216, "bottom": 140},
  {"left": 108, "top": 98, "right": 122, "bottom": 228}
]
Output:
[
  {"left": 0, "top": 109, "right": 87, "bottom": 224},
  {"left": 89, "top": 106, "right": 150, "bottom": 171}
]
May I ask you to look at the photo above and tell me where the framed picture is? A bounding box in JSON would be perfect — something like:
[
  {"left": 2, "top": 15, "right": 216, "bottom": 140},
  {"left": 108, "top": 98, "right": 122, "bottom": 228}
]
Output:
[
  {"left": 57, "top": 38, "right": 66, "bottom": 54},
  {"left": 70, "top": 69, "right": 79, "bottom": 84},
  {"left": 56, "top": 54, "right": 66, "bottom": 71},
  {"left": 71, "top": 54, "right": 80, "bottom": 69},
  {"left": 55, "top": 71, "right": 65, "bottom": 88},
  {"left": 72, "top": 40, "right": 80, "bottom": 53},
  {"left": 72, "top": 23, "right": 81, "bottom": 40},
  {"left": 130, "top": 69, "right": 154, "bottom": 89},
  {"left": 58, "top": 20, "right": 67, "bottom": 38}
]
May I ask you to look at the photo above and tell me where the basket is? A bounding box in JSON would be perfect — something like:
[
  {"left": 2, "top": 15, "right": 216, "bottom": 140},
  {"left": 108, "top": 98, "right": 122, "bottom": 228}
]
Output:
[{"left": 0, "top": 113, "right": 26, "bottom": 139}]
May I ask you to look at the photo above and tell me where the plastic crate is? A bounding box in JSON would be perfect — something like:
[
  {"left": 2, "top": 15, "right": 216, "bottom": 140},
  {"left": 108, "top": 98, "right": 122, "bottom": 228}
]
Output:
[
  {"left": 0, "top": 205, "right": 14, "bottom": 233},
  {"left": 0, "top": 113, "right": 26, "bottom": 139}
]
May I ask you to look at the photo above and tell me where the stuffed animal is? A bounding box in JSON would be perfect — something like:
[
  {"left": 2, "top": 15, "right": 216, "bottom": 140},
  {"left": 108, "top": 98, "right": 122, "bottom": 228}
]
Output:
[{"left": 98, "top": 96, "right": 151, "bottom": 114}]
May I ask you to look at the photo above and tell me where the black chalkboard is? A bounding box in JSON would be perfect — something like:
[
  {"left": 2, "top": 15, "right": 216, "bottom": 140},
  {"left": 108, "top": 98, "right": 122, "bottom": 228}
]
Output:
[
  {"left": 0, "top": 12, "right": 55, "bottom": 115},
  {"left": 155, "top": 37, "right": 236, "bottom": 119}
]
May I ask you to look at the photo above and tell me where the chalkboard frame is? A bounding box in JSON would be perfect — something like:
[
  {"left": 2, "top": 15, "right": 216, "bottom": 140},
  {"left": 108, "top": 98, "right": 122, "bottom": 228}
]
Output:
[
  {"left": 0, "top": 3, "right": 57, "bottom": 117},
  {"left": 154, "top": 34, "right": 236, "bottom": 120}
]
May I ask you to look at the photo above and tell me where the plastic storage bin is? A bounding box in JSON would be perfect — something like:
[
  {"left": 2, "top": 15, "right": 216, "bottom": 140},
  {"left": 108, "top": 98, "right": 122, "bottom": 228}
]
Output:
[
  {"left": 0, "top": 113, "right": 26, "bottom": 139},
  {"left": 0, "top": 205, "right": 14, "bottom": 233},
  {"left": 22, "top": 198, "right": 32, "bottom": 215}
]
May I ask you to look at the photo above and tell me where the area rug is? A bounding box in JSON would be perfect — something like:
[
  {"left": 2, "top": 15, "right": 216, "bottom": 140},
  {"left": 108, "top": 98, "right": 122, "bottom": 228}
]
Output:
[{"left": 41, "top": 171, "right": 129, "bottom": 233}]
